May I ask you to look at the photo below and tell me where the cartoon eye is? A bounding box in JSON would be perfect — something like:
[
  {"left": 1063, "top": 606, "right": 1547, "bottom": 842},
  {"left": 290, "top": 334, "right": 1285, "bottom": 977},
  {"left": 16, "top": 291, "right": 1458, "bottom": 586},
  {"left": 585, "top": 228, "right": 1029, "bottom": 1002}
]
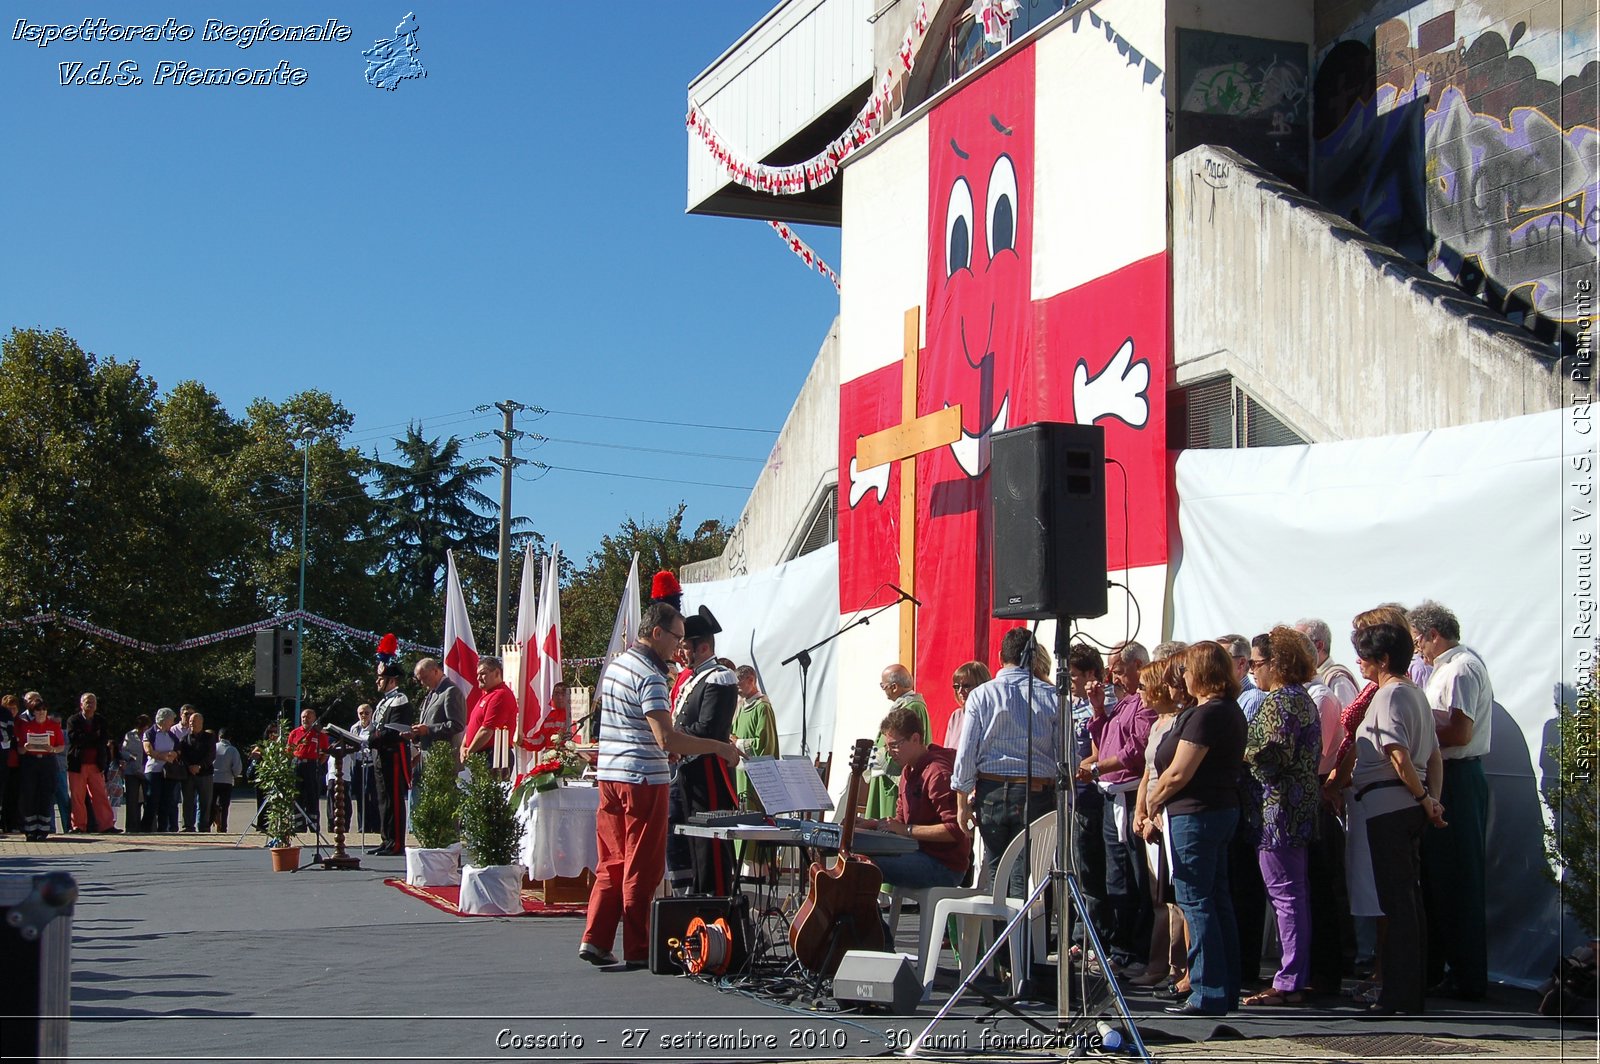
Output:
[
  {"left": 946, "top": 177, "right": 974, "bottom": 277},
  {"left": 987, "top": 154, "right": 1018, "bottom": 258}
]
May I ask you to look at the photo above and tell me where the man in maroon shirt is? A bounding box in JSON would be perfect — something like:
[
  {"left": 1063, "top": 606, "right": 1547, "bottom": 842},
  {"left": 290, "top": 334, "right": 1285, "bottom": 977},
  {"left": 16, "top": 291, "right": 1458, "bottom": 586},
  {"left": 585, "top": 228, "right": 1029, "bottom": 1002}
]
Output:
[
  {"left": 862, "top": 706, "right": 970, "bottom": 889},
  {"left": 462, "top": 657, "right": 517, "bottom": 761}
]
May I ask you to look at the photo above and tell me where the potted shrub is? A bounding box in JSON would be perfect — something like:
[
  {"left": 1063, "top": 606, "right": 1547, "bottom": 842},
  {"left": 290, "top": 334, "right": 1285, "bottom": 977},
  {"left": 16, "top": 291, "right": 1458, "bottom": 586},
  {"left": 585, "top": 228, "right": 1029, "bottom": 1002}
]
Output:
[
  {"left": 406, "top": 742, "right": 465, "bottom": 887},
  {"left": 457, "top": 753, "right": 527, "bottom": 915},
  {"left": 255, "top": 724, "right": 302, "bottom": 871}
]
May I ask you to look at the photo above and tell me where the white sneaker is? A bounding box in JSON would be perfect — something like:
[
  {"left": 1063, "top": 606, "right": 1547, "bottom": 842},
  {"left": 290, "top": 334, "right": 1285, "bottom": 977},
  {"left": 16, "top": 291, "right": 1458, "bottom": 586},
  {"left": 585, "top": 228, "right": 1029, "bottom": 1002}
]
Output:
[{"left": 577, "top": 942, "right": 617, "bottom": 966}]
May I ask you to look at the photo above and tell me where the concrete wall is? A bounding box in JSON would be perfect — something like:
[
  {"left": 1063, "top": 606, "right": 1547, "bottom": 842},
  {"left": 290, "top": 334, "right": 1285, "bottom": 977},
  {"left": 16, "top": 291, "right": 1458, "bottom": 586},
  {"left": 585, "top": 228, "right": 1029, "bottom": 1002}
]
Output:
[
  {"left": 1172, "top": 144, "right": 1565, "bottom": 439},
  {"left": 681, "top": 320, "right": 840, "bottom": 583}
]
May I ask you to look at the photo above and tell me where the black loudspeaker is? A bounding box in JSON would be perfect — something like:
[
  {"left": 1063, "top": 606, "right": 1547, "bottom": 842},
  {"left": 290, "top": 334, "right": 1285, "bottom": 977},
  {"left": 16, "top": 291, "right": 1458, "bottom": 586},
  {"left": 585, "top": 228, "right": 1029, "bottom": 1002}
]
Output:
[
  {"left": 832, "top": 950, "right": 921, "bottom": 1014},
  {"left": 991, "top": 422, "right": 1108, "bottom": 620},
  {"left": 648, "top": 894, "right": 750, "bottom": 975},
  {"left": 0, "top": 872, "right": 75, "bottom": 1063},
  {"left": 254, "top": 629, "right": 299, "bottom": 699}
]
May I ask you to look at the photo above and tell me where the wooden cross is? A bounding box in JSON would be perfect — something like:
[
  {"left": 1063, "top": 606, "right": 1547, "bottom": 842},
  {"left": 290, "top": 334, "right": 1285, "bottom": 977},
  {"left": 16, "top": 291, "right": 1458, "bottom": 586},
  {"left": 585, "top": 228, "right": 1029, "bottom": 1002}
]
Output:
[{"left": 854, "top": 307, "right": 963, "bottom": 675}]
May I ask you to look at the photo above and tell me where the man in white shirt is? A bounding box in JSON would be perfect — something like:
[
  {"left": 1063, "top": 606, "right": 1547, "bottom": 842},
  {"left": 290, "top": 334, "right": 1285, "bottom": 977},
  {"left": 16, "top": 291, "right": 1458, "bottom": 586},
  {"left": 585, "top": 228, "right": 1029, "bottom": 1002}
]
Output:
[
  {"left": 1409, "top": 600, "right": 1493, "bottom": 1002},
  {"left": 1296, "top": 618, "right": 1360, "bottom": 708}
]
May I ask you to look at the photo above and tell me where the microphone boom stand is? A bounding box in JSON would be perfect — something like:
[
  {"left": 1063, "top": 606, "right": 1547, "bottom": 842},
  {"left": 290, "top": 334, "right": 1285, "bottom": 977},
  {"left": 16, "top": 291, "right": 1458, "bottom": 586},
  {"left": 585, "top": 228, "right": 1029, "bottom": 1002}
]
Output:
[{"left": 780, "top": 590, "right": 910, "bottom": 760}]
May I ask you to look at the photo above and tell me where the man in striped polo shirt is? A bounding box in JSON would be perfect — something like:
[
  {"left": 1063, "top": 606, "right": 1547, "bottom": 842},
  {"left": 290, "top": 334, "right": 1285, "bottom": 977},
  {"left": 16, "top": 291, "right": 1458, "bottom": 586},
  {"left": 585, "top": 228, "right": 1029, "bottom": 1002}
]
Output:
[{"left": 580, "top": 602, "right": 743, "bottom": 969}]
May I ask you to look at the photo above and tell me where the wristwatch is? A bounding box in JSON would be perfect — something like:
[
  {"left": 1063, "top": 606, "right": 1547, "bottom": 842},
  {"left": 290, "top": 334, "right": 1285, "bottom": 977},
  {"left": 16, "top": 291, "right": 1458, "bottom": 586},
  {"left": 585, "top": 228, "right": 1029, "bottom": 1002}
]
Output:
[
  {"left": 1090, "top": 762, "right": 1102, "bottom": 783},
  {"left": 1414, "top": 791, "right": 1429, "bottom": 803}
]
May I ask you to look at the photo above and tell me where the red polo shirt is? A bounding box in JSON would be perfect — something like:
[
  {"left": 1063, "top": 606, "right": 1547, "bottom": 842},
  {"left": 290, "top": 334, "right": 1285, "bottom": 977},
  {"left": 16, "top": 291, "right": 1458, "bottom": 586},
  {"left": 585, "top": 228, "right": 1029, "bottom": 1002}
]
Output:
[
  {"left": 287, "top": 725, "right": 329, "bottom": 762},
  {"left": 895, "top": 744, "right": 970, "bottom": 876},
  {"left": 463, "top": 683, "right": 517, "bottom": 753},
  {"left": 18, "top": 717, "right": 65, "bottom": 756}
]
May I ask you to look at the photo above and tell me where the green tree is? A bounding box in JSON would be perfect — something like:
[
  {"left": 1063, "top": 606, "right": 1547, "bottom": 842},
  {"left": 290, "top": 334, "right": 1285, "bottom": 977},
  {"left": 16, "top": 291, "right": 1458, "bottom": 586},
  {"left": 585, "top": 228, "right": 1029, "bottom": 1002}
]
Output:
[
  {"left": 222, "top": 392, "right": 388, "bottom": 721},
  {"left": 562, "top": 503, "right": 730, "bottom": 678},
  {"left": 370, "top": 426, "right": 506, "bottom": 639},
  {"left": 0, "top": 329, "right": 209, "bottom": 714}
]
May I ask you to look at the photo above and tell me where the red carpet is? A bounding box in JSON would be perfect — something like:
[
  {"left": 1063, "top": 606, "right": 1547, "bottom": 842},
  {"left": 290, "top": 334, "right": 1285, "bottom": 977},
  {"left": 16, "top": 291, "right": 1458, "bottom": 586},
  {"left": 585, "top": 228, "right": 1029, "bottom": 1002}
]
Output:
[{"left": 384, "top": 877, "right": 587, "bottom": 917}]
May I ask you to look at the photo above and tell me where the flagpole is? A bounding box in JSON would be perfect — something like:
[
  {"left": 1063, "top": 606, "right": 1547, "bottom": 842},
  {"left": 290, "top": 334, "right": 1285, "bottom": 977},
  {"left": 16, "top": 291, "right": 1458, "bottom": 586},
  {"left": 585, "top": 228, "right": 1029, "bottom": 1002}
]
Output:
[{"left": 295, "top": 429, "right": 311, "bottom": 725}]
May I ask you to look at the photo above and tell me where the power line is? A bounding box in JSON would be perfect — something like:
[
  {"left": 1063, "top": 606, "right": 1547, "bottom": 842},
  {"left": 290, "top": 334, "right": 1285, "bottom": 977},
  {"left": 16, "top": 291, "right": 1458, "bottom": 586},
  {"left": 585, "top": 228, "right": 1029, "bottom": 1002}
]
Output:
[
  {"left": 530, "top": 461, "right": 752, "bottom": 491},
  {"left": 530, "top": 405, "right": 779, "bottom": 435},
  {"left": 524, "top": 433, "right": 765, "bottom": 464},
  {"left": 342, "top": 405, "right": 491, "bottom": 444}
]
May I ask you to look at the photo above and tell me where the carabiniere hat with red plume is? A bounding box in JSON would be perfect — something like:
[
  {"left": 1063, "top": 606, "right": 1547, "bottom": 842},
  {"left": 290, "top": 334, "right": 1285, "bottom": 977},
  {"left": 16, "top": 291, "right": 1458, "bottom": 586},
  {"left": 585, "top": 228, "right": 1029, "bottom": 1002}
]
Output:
[
  {"left": 650, "top": 570, "right": 683, "bottom": 613},
  {"left": 375, "top": 632, "right": 403, "bottom": 679}
]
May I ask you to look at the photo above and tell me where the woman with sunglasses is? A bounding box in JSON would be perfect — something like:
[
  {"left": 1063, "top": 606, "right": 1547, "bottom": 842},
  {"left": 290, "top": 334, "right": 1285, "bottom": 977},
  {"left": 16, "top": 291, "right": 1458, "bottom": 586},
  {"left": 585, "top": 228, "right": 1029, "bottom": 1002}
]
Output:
[{"left": 943, "top": 661, "right": 992, "bottom": 751}]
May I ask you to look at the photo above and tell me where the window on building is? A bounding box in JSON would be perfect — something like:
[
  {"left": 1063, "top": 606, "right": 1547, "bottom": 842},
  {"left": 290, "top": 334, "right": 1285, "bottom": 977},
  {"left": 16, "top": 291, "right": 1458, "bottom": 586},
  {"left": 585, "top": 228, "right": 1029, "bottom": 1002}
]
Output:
[
  {"left": 1170, "top": 375, "right": 1306, "bottom": 449},
  {"left": 942, "top": 2, "right": 1067, "bottom": 87},
  {"left": 789, "top": 487, "right": 838, "bottom": 561}
]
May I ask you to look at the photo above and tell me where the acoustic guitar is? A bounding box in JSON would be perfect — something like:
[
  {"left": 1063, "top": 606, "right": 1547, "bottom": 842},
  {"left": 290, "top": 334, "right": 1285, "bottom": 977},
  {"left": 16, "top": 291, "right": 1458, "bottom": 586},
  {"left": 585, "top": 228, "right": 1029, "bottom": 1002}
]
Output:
[{"left": 789, "top": 737, "right": 885, "bottom": 975}]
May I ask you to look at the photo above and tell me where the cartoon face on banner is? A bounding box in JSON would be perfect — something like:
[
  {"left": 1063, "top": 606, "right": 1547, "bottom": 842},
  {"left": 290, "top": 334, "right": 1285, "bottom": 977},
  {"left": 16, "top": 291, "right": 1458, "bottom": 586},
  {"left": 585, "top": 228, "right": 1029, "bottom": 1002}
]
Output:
[{"left": 840, "top": 44, "right": 1167, "bottom": 736}]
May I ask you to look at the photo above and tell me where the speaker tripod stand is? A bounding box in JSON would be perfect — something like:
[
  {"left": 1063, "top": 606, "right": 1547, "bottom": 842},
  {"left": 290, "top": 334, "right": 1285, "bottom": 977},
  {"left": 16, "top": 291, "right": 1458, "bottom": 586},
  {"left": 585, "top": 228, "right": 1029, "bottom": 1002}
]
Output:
[{"left": 905, "top": 618, "right": 1149, "bottom": 1062}]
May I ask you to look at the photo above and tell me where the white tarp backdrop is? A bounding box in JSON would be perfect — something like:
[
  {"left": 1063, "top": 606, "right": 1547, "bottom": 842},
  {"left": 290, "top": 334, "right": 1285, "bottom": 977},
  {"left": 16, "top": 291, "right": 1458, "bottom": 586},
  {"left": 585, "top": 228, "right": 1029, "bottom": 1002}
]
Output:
[
  {"left": 682, "top": 544, "right": 840, "bottom": 763},
  {"left": 1171, "top": 408, "right": 1582, "bottom": 987}
]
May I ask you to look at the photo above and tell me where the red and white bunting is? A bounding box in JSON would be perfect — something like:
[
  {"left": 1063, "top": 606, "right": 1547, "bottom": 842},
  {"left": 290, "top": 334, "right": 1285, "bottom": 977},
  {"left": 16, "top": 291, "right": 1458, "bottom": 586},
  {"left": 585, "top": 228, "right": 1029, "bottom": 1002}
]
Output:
[
  {"left": 768, "top": 221, "right": 841, "bottom": 291},
  {"left": 0, "top": 610, "right": 442, "bottom": 655},
  {"left": 973, "top": 0, "right": 1020, "bottom": 45},
  {"left": 686, "top": 0, "right": 931, "bottom": 196}
]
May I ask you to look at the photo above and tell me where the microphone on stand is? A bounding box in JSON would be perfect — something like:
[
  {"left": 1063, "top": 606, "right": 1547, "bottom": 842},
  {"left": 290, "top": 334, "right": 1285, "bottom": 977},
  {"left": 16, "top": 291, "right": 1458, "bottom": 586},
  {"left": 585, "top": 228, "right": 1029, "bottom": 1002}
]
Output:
[{"left": 887, "top": 583, "right": 922, "bottom": 607}]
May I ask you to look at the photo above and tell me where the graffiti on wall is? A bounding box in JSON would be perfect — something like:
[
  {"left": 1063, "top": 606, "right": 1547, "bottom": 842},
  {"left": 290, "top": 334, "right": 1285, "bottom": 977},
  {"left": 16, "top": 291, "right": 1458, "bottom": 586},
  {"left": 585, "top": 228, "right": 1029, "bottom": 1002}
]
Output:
[
  {"left": 1176, "top": 29, "right": 1311, "bottom": 188},
  {"left": 1314, "top": 10, "right": 1599, "bottom": 348}
]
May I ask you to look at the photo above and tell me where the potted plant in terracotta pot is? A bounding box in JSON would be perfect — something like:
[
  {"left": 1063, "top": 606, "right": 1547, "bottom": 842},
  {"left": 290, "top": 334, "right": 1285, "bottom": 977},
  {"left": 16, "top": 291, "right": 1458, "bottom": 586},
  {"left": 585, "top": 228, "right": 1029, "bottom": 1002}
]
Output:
[
  {"left": 457, "top": 753, "right": 526, "bottom": 915},
  {"left": 406, "top": 741, "right": 464, "bottom": 886},
  {"left": 254, "top": 723, "right": 301, "bottom": 871}
]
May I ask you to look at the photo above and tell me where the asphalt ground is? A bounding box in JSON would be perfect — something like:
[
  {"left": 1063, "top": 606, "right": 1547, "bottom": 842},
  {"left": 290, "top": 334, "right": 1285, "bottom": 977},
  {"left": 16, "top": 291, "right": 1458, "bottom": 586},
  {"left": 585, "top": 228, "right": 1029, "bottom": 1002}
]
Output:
[{"left": 1, "top": 793, "right": 1593, "bottom": 1063}]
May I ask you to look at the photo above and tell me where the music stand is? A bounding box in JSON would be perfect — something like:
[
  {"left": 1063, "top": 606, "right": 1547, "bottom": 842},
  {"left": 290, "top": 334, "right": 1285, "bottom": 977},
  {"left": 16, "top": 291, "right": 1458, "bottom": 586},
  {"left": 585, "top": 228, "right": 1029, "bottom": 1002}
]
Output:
[{"left": 295, "top": 732, "right": 362, "bottom": 871}]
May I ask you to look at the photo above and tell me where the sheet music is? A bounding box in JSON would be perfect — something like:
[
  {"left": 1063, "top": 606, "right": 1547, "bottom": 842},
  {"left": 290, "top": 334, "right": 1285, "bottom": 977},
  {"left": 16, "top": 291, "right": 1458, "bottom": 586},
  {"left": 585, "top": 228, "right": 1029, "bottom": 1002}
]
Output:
[
  {"left": 324, "top": 723, "right": 363, "bottom": 745},
  {"left": 742, "top": 756, "right": 833, "bottom": 815}
]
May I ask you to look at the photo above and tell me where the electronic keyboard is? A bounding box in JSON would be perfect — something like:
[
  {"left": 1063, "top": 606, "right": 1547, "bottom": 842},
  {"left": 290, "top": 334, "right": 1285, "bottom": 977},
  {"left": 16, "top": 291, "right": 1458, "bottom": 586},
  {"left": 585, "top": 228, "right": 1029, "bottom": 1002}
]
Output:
[{"left": 774, "top": 817, "right": 919, "bottom": 855}]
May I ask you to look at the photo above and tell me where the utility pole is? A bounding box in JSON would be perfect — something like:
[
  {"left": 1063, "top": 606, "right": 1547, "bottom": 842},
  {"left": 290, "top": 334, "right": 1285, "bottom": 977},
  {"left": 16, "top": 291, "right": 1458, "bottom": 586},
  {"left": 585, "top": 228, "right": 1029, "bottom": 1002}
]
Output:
[{"left": 491, "top": 400, "right": 527, "bottom": 648}]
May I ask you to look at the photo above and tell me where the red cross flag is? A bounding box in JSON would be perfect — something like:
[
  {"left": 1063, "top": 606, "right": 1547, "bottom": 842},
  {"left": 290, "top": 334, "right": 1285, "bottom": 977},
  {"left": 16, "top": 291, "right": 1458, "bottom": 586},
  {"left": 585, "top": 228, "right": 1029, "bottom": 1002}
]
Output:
[{"left": 442, "top": 550, "right": 480, "bottom": 710}]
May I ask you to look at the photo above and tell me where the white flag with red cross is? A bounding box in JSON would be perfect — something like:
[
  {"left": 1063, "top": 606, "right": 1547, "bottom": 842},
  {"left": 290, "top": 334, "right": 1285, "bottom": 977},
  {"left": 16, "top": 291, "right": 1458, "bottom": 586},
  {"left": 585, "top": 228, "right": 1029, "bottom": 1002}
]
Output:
[{"left": 442, "top": 550, "right": 480, "bottom": 710}]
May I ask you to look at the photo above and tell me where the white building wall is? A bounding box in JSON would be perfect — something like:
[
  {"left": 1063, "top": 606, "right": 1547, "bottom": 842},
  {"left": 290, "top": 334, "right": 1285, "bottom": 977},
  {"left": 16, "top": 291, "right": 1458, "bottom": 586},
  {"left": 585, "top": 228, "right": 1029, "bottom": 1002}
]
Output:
[{"left": 681, "top": 323, "right": 841, "bottom": 584}]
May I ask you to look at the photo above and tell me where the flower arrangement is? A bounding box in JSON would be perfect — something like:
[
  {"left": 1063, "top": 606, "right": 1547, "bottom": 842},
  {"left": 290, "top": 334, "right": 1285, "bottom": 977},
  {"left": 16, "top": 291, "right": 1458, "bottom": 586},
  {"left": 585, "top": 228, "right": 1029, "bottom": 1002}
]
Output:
[{"left": 509, "top": 732, "right": 588, "bottom": 805}]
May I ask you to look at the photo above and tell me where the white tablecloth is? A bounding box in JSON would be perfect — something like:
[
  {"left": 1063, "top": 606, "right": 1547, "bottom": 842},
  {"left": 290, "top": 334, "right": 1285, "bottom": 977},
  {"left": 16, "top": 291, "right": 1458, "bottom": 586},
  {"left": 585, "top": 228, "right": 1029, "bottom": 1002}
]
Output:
[{"left": 516, "top": 783, "right": 599, "bottom": 880}]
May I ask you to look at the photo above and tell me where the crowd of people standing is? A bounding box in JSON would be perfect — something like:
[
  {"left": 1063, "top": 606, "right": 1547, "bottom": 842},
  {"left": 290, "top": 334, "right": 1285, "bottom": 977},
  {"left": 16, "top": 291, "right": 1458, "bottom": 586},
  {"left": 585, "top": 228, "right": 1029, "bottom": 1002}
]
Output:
[{"left": 881, "top": 599, "right": 1492, "bottom": 1017}]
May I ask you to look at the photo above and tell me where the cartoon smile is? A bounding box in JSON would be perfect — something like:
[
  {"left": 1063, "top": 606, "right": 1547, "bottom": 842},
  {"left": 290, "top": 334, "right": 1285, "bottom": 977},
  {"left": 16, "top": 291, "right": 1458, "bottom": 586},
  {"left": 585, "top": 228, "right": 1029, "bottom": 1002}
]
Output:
[{"left": 947, "top": 392, "right": 1010, "bottom": 477}]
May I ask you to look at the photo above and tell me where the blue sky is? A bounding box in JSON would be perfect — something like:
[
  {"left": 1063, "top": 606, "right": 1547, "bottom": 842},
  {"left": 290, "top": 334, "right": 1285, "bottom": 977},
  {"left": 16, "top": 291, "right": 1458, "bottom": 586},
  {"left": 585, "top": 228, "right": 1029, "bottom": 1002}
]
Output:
[{"left": 0, "top": 1, "right": 841, "bottom": 570}]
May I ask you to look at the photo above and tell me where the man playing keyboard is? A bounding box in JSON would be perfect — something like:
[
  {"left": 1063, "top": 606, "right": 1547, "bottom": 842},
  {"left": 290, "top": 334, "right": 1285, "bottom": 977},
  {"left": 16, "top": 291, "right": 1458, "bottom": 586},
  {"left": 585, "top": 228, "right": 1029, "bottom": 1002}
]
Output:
[{"left": 861, "top": 707, "right": 971, "bottom": 889}]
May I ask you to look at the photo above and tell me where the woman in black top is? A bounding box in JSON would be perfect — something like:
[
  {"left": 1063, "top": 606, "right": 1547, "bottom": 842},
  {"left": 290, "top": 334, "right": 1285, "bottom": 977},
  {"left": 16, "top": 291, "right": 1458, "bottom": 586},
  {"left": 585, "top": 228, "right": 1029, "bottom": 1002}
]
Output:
[{"left": 1148, "top": 641, "right": 1248, "bottom": 1016}]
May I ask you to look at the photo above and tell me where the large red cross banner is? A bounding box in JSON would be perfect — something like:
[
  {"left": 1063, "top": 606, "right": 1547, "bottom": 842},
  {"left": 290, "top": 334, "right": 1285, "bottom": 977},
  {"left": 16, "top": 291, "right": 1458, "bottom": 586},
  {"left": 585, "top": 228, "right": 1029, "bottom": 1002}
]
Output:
[{"left": 839, "top": 45, "right": 1169, "bottom": 740}]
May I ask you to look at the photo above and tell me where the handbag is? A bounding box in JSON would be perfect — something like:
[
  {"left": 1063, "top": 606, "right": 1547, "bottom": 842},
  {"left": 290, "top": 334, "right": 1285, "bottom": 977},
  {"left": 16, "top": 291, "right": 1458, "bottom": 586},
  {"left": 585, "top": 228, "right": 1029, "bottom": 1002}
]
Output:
[{"left": 163, "top": 756, "right": 187, "bottom": 781}]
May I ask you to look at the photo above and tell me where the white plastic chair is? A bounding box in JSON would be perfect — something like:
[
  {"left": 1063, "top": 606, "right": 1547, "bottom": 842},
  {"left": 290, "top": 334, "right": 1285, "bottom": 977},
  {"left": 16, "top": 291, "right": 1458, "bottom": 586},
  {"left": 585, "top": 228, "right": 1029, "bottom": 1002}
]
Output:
[
  {"left": 919, "top": 810, "right": 1057, "bottom": 997},
  {"left": 886, "top": 833, "right": 990, "bottom": 978}
]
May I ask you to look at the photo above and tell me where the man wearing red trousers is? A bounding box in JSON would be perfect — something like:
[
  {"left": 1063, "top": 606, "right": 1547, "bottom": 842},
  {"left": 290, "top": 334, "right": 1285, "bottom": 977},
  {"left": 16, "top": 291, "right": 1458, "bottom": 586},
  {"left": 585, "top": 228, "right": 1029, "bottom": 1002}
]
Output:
[{"left": 579, "top": 602, "right": 742, "bottom": 969}]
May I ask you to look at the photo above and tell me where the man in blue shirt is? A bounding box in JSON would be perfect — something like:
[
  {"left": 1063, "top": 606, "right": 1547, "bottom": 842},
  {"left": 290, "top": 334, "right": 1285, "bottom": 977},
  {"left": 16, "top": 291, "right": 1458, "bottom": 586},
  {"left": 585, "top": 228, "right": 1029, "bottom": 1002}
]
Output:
[{"left": 952, "top": 628, "right": 1059, "bottom": 897}]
